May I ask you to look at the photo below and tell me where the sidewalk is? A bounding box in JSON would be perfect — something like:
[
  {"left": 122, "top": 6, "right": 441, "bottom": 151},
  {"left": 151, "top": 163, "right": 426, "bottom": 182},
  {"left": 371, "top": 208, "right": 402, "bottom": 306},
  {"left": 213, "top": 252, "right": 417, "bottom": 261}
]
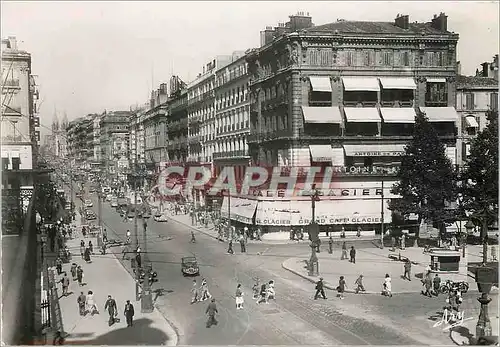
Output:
[
  {"left": 281, "top": 246, "right": 485, "bottom": 294},
  {"left": 55, "top": 221, "right": 178, "bottom": 345},
  {"left": 449, "top": 312, "right": 499, "bottom": 345}
]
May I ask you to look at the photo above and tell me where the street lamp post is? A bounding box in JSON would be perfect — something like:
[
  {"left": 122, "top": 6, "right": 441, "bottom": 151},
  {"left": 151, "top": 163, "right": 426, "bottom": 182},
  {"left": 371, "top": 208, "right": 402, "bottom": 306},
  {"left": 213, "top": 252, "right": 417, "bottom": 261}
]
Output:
[
  {"left": 308, "top": 185, "right": 320, "bottom": 277},
  {"left": 141, "top": 216, "right": 153, "bottom": 313},
  {"left": 475, "top": 266, "right": 496, "bottom": 340},
  {"left": 380, "top": 169, "right": 385, "bottom": 249}
]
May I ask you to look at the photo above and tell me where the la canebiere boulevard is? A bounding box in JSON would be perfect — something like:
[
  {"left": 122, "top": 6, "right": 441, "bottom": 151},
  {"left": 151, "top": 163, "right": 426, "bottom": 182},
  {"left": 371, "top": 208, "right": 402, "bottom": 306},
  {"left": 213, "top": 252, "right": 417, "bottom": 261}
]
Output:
[{"left": 2, "top": 1, "right": 499, "bottom": 346}]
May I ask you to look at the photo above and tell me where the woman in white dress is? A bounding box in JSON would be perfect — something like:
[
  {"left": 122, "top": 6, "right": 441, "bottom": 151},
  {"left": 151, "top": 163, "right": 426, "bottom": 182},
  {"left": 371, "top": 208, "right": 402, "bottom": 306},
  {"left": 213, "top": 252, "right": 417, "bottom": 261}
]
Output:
[
  {"left": 266, "top": 280, "right": 275, "bottom": 301},
  {"left": 383, "top": 274, "right": 392, "bottom": 297},
  {"left": 86, "top": 290, "right": 99, "bottom": 315},
  {"left": 235, "top": 284, "right": 244, "bottom": 309},
  {"left": 200, "top": 279, "right": 211, "bottom": 301}
]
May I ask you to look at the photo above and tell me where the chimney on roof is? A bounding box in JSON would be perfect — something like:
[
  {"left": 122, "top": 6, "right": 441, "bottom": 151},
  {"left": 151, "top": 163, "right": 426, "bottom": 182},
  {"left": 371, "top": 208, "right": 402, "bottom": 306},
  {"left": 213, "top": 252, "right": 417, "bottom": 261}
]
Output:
[
  {"left": 260, "top": 26, "right": 276, "bottom": 47},
  {"left": 481, "top": 62, "right": 490, "bottom": 78},
  {"left": 287, "top": 12, "right": 313, "bottom": 32},
  {"left": 431, "top": 12, "right": 447, "bottom": 32},
  {"left": 275, "top": 22, "right": 287, "bottom": 36},
  {"left": 456, "top": 61, "right": 462, "bottom": 75},
  {"left": 394, "top": 14, "right": 409, "bottom": 29},
  {"left": 8, "top": 36, "right": 17, "bottom": 50}
]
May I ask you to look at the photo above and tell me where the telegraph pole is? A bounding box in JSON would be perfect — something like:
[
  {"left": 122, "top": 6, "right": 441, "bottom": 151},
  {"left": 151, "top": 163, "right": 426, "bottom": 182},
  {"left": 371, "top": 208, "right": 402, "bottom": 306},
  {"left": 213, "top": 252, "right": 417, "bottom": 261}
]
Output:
[
  {"left": 380, "top": 171, "right": 385, "bottom": 249},
  {"left": 97, "top": 176, "right": 103, "bottom": 247},
  {"left": 133, "top": 126, "right": 140, "bottom": 301},
  {"left": 227, "top": 190, "right": 231, "bottom": 240}
]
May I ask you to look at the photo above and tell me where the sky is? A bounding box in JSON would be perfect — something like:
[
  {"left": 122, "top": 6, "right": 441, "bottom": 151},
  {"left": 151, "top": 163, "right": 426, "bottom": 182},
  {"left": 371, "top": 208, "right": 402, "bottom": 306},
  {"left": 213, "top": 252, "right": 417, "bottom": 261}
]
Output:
[{"left": 2, "top": 1, "right": 498, "bottom": 134}]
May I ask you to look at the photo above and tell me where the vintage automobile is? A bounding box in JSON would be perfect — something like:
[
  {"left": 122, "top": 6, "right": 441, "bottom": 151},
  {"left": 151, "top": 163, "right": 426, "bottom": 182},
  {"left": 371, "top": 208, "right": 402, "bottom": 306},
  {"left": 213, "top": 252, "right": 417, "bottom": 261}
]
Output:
[
  {"left": 84, "top": 199, "right": 93, "bottom": 208},
  {"left": 154, "top": 213, "right": 169, "bottom": 222},
  {"left": 181, "top": 256, "right": 199, "bottom": 276}
]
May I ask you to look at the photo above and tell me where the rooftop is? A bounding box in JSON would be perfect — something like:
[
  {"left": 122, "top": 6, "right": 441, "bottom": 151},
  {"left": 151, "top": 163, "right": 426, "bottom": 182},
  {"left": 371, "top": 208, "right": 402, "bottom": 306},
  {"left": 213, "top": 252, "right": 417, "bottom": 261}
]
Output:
[
  {"left": 456, "top": 75, "right": 498, "bottom": 89},
  {"left": 305, "top": 20, "right": 453, "bottom": 35}
]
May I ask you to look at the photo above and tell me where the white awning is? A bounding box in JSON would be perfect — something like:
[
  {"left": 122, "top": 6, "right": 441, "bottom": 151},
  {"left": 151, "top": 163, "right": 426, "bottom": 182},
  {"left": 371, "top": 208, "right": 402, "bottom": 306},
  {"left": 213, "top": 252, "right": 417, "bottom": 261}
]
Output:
[
  {"left": 342, "top": 77, "right": 380, "bottom": 92},
  {"left": 232, "top": 198, "right": 258, "bottom": 224},
  {"left": 465, "top": 116, "right": 479, "bottom": 128},
  {"left": 10, "top": 151, "right": 20, "bottom": 158},
  {"left": 309, "top": 76, "right": 332, "bottom": 92},
  {"left": 314, "top": 199, "right": 392, "bottom": 225},
  {"left": 255, "top": 200, "right": 312, "bottom": 226},
  {"left": 380, "top": 108, "right": 416, "bottom": 123},
  {"left": 420, "top": 107, "right": 459, "bottom": 122},
  {"left": 379, "top": 77, "right": 416, "bottom": 90},
  {"left": 344, "top": 107, "right": 381, "bottom": 123},
  {"left": 343, "top": 144, "right": 406, "bottom": 157},
  {"left": 302, "top": 106, "right": 342, "bottom": 124},
  {"left": 220, "top": 196, "right": 241, "bottom": 219},
  {"left": 309, "top": 145, "right": 334, "bottom": 162},
  {"left": 1, "top": 152, "right": 8, "bottom": 159},
  {"left": 427, "top": 78, "right": 446, "bottom": 83}
]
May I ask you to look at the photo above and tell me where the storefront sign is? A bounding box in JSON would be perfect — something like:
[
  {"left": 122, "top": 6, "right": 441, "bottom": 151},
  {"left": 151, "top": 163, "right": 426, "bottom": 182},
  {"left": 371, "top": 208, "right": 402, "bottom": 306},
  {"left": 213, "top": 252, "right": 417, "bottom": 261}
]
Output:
[
  {"left": 250, "top": 187, "right": 392, "bottom": 198},
  {"left": 350, "top": 151, "right": 403, "bottom": 157}
]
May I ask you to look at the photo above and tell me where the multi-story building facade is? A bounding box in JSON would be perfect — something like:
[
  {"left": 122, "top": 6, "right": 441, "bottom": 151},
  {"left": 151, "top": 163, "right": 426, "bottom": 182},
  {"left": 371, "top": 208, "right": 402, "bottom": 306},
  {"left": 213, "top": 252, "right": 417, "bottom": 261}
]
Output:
[
  {"left": 1, "top": 36, "right": 41, "bottom": 345},
  {"left": 99, "top": 111, "right": 131, "bottom": 177},
  {"left": 66, "top": 115, "right": 95, "bottom": 169},
  {"left": 128, "top": 104, "right": 147, "bottom": 166},
  {"left": 166, "top": 75, "right": 188, "bottom": 163},
  {"left": 143, "top": 84, "right": 169, "bottom": 170},
  {"left": 221, "top": 12, "right": 461, "bottom": 236},
  {"left": 213, "top": 51, "right": 251, "bottom": 182},
  {"left": 455, "top": 61, "right": 498, "bottom": 166},
  {"left": 187, "top": 56, "right": 233, "bottom": 164}
]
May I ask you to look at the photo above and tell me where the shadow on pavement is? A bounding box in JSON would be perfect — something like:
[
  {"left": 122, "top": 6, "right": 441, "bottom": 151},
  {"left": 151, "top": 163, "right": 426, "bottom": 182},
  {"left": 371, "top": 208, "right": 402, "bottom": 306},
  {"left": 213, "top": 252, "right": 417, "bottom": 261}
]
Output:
[
  {"left": 451, "top": 326, "right": 475, "bottom": 345},
  {"left": 65, "top": 318, "right": 170, "bottom": 345}
]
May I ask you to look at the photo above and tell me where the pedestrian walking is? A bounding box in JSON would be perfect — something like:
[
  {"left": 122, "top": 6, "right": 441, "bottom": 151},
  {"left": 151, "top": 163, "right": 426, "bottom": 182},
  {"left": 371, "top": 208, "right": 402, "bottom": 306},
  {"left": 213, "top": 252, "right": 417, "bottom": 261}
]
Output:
[
  {"left": 80, "top": 240, "right": 85, "bottom": 259},
  {"left": 239, "top": 236, "right": 246, "bottom": 253},
  {"left": 337, "top": 276, "right": 346, "bottom": 299},
  {"left": 77, "top": 292, "right": 86, "bottom": 316},
  {"left": 88, "top": 241, "right": 93, "bottom": 254},
  {"left": 86, "top": 290, "right": 98, "bottom": 315},
  {"left": 76, "top": 266, "right": 84, "bottom": 286},
  {"left": 328, "top": 237, "right": 333, "bottom": 254},
  {"left": 314, "top": 277, "right": 327, "bottom": 300},
  {"left": 403, "top": 259, "right": 412, "bottom": 281},
  {"left": 258, "top": 283, "right": 268, "bottom": 304},
  {"left": 135, "top": 252, "right": 142, "bottom": 269},
  {"left": 84, "top": 247, "right": 92, "bottom": 263},
  {"left": 422, "top": 273, "right": 432, "bottom": 297},
  {"left": 205, "top": 298, "right": 218, "bottom": 328},
  {"left": 433, "top": 274, "right": 441, "bottom": 296},
  {"left": 124, "top": 300, "right": 134, "bottom": 327},
  {"left": 227, "top": 240, "right": 234, "bottom": 254},
  {"left": 55, "top": 257, "right": 63, "bottom": 275},
  {"left": 349, "top": 246, "right": 356, "bottom": 263},
  {"left": 341, "top": 242, "right": 348, "bottom": 260},
  {"left": 355, "top": 275, "right": 365, "bottom": 294},
  {"left": 267, "top": 280, "right": 276, "bottom": 301},
  {"left": 104, "top": 295, "right": 118, "bottom": 326},
  {"left": 383, "top": 274, "right": 392, "bottom": 297},
  {"left": 190, "top": 230, "right": 196, "bottom": 243},
  {"left": 200, "top": 279, "right": 211, "bottom": 301},
  {"left": 70, "top": 263, "right": 78, "bottom": 280},
  {"left": 235, "top": 284, "right": 244, "bottom": 309},
  {"left": 252, "top": 278, "right": 260, "bottom": 300},
  {"left": 60, "top": 272, "right": 70, "bottom": 296},
  {"left": 191, "top": 280, "right": 199, "bottom": 304}
]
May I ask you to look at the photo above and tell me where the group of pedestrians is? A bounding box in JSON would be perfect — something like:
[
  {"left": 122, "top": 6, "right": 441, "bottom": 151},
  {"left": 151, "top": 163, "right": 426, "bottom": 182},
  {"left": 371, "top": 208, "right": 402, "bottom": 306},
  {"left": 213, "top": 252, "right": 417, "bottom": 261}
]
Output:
[
  {"left": 79, "top": 239, "right": 94, "bottom": 263},
  {"left": 313, "top": 273, "right": 393, "bottom": 299}
]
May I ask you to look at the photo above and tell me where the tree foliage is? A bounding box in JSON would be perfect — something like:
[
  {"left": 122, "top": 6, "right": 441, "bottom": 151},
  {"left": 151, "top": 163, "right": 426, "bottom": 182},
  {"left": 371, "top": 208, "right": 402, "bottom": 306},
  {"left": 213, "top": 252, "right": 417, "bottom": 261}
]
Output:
[
  {"left": 461, "top": 110, "right": 498, "bottom": 217},
  {"left": 389, "top": 111, "right": 458, "bottom": 233}
]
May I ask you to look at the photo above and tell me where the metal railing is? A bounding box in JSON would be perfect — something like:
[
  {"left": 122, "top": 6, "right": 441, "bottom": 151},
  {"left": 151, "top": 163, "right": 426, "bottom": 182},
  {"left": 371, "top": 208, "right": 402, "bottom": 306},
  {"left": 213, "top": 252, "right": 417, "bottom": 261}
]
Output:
[{"left": 213, "top": 150, "right": 250, "bottom": 159}]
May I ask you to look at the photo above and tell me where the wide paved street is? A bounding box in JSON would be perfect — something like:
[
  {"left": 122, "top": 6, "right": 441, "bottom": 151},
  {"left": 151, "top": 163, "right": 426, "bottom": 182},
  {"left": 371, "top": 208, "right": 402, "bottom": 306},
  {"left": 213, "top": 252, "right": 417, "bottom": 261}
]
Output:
[{"left": 82, "top": 193, "right": 469, "bottom": 345}]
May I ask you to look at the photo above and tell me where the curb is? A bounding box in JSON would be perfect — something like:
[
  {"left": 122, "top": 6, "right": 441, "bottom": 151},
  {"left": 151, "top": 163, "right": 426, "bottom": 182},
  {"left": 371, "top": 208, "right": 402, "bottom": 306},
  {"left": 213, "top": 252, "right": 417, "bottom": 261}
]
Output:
[
  {"left": 167, "top": 216, "right": 219, "bottom": 241},
  {"left": 281, "top": 261, "right": 424, "bottom": 295}
]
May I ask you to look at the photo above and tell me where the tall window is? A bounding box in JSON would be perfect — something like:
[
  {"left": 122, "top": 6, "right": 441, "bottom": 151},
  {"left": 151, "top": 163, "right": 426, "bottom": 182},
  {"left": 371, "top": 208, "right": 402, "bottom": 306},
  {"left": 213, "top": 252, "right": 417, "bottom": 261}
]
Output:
[
  {"left": 309, "top": 50, "right": 319, "bottom": 66},
  {"left": 490, "top": 92, "right": 499, "bottom": 111},
  {"left": 382, "top": 51, "right": 393, "bottom": 66},
  {"left": 364, "top": 51, "right": 375, "bottom": 66},
  {"left": 401, "top": 51, "right": 410, "bottom": 67},
  {"left": 345, "top": 51, "right": 354, "bottom": 66},
  {"left": 320, "top": 50, "right": 332, "bottom": 66},
  {"left": 465, "top": 93, "right": 475, "bottom": 110},
  {"left": 425, "top": 82, "right": 448, "bottom": 105}
]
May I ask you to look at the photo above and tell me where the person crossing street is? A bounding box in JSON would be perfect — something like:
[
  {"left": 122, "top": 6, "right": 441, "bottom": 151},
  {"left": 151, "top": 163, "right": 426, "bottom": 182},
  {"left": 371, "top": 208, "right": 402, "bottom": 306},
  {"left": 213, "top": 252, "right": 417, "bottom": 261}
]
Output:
[
  {"left": 104, "top": 295, "right": 118, "bottom": 326},
  {"left": 77, "top": 292, "right": 86, "bottom": 316},
  {"left": 205, "top": 298, "right": 218, "bottom": 328},
  {"left": 314, "top": 277, "right": 327, "bottom": 300},
  {"left": 124, "top": 300, "right": 134, "bottom": 327}
]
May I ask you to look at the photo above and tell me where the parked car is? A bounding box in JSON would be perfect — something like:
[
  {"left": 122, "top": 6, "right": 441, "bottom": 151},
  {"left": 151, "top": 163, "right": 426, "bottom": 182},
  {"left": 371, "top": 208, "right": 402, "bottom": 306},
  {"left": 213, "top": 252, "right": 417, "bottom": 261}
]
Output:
[
  {"left": 84, "top": 199, "right": 93, "bottom": 208},
  {"left": 85, "top": 210, "right": 97, "bottom": 220},
  {"left": 154, "top": 213, "right": 169, "bottom": 222},
  {"left": 181, "top": 256, "right": 199, "bottom": 276}
]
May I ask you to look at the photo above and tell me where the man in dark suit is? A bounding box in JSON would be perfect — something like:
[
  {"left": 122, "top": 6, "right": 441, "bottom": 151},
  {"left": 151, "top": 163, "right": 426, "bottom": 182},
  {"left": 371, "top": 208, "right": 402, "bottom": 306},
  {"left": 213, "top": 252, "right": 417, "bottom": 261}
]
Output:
[
  {"left": 205, "top": 298, "right": 218, "bottom": 328},
  {"left": 104, "top": 295, "right": 117, "bottom": 326},
  {"left": 124, "top": 300, "right": 134, "bottom": 327}
]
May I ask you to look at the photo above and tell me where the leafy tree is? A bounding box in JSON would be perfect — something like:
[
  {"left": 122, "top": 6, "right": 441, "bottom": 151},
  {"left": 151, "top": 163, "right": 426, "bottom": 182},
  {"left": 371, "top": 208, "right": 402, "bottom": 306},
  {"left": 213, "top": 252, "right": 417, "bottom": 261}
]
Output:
[
  {"left": 461, "top": 110, "right": 498, "bottom": 226},
  {"left": 389, "top": 111, "right": 458, "bottom": 246}
]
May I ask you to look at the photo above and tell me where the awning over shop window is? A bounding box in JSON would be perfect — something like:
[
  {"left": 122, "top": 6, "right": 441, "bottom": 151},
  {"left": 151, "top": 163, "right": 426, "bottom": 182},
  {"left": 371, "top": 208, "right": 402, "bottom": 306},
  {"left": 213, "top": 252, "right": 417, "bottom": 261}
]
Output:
[
  {"left": 426, "top": 78, "right": 446, "bottom": 83},
  {"left": 380, "top": 108, "right": 417, "bottom": 123},
  {"left": 314, "top": 199, "right": 392, "bottom": 225},
  {"left": 220, "top": 196, "right": 242, "bottom": 219},
  {"left": 465, "top": 116, "right": 479, "bottom": 128},
  {"left": 420, "top": 107, "right": 459, "bottom": 122},
  {"left": 10, "top": 151, "right": 20, "bottom": 158},
  {"left": 343, "top": 144, "right": 406, "bottom": 157},
  {"left": 344, "top": 107, "right": 381, "bottom": 123},
  {"left": 309, "top": 76, "right": 332, "bottom": 93},
  {"left": 255, "top": 200, "right": 312, "bottom": 226},
  {"left": 1, "top": 152, "right": 8, "bottom": 158},
  {"left": 232, "top": 198, "right": 258, "bottom": 224},
  {"left": 379, "top": 77, "right": 417, "bottom": 90},
  {"left": 309, "top": 145, "right": 334, "bottom": 162},
  {"left": 342, "top": 77, "right": 380, "bottom": 92},
  {"left": 302, "top": 106, "right": 342, "bottom": 124}
]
